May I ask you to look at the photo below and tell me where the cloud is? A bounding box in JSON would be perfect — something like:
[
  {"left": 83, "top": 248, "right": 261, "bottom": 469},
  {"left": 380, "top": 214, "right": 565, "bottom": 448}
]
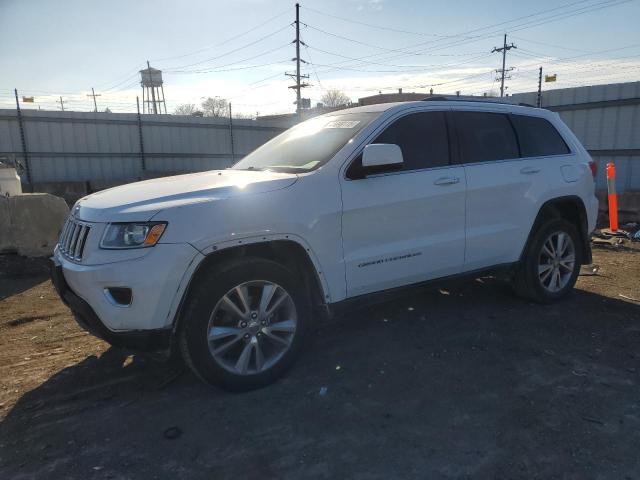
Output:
[
  {"left": 3, "top": 56, "right": 639, "bottom": 116},
  {"left": 351, "top": 0, "right": 384, "bottom": 12}
]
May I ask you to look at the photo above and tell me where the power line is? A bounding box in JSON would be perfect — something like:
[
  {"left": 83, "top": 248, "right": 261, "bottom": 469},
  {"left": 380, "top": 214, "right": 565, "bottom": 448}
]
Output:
[
  {"left": 306, "top": 44, "right": 487, "bottom": 68},
  {"left": 303, "top": 44, "right": 324, "bottom": 91},
  {"left": 165, "top": 43, "right": 291, "bottom": 74},
  {"left": 102, "top": 72, "right": 142, "bottom": 93},
  {"left": 305, "top": 0, "right": 631, "bottom": 74},
  {"left": 510, "top": 35, "right": 591, "bottom": 53},
  {"left": 336, "top": 69, "right": 496, "bottom": 93},
  {"left": 303, "top": 22, "right": 434, "bottom": 57},
  {"left": 301, "top": 1, "right": 595, "bottom": 70},
  {"left": 308, "top": 50, "right": 494, "bottom": 75},
  {"left": 160, "top": 24, "right": 292, "bottom": 71},
  {"left": 301, "top": 5, "right": 467, "bottom": 39},
  {"left": 509, "top": 42, "right": 640, "bottom": 72},
  {"left": 151, "top": 8, "right": 290, "bottom": 63}
]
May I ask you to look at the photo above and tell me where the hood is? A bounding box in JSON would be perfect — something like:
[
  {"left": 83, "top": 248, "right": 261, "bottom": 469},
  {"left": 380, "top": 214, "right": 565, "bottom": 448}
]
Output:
[{"left": 75, "top": 169, "right": 298, "bottom": 222}]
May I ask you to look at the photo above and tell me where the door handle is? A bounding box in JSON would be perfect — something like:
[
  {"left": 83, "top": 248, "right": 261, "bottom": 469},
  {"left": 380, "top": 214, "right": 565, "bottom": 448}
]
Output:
[
  {"left": 434, "top": 176, "right": 460, "bottom": 186},
  {"left": 520, "top": 166, "right": 541, "bottom": 174}
]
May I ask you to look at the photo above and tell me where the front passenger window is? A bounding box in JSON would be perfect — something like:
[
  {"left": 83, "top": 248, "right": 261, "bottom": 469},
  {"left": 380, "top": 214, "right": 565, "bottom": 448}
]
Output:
[
  {"left": 373, "top": 111, "right": 450, "bottom": 171},
  {"left": 347, "top": 111, "right": 450, "bottom": 179}
]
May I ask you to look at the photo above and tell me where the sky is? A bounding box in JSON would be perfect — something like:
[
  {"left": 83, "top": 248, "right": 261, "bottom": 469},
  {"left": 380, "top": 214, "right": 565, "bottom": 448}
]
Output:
[{"left": 1, "top": 0, "right": 639, "bottom": 116}]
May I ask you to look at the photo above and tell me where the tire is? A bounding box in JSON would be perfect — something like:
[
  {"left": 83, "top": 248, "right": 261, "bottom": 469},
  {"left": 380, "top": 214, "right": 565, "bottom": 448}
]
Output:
[
  {"left": 514, "top": 217, "right": 583, "bottom": 303},
  {"left": 179, "top": 257, "right": 311, "bottom": 391}
]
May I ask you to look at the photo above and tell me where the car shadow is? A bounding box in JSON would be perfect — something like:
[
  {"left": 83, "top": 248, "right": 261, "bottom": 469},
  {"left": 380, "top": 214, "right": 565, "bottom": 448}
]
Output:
[
  {"left": 1, "top": 277, "right": 640, "bottom": 479},
  {"left": 0, "top": 255, "right": 51, "bottom": 300}
]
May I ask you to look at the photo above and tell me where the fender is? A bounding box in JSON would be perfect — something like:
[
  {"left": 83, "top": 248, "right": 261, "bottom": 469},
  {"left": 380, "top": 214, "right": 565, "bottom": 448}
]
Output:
[
  {"left": 520, "top": 195, "right": 592, "bottom": 264},
  {"left": 163, "top": 233, "right": 332, "bottom": 331},
  {"left": 200, "top": 233, "right": 331, "bottom": 300}
]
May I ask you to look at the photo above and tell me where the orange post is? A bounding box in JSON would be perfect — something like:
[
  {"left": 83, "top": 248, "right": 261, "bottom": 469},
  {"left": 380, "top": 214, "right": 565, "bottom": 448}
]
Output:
[{"left": 606, "top": 162, "right": 618, "bottom": 232}]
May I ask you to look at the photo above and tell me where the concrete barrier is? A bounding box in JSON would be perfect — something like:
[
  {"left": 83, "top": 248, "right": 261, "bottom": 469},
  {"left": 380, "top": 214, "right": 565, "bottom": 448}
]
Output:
[
  {"left": 0, "top": 193, "right": 69, "bottom": 257},
  {"left": 31, "top": 181, "right": 88, "bottom": 207}
]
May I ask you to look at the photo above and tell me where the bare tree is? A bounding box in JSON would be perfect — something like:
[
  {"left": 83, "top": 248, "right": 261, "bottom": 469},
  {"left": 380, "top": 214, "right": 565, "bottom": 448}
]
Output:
[
  {"left": 173, "top": 103, "right": 197, "bottom": 115},
  {"left": 320, "top": 89, "right": 351, "bottom": 107},
  {"left": 233, "top": 112, "right": 255, "bottom": 120},
  {"left": 201, "top": 97, "right": 229, "bottom": 117}
]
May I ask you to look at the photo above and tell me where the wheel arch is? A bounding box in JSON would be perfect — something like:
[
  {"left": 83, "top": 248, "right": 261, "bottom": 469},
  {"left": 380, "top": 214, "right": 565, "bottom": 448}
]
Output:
[
  {"left": 520, "top": 195, "right": 592, "bottom": 264},
  {"left": 172, "top": 237, "right": 329, "bottom": 334}
]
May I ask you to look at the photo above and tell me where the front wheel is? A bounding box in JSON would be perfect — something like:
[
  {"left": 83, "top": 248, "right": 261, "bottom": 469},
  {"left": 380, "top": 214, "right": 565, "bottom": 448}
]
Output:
[
  {"left": 514, "top": 218, "right": 583, "bottom": 303},
  {"left": 179, "top": 258, "right": 310, "bottom": 391}
]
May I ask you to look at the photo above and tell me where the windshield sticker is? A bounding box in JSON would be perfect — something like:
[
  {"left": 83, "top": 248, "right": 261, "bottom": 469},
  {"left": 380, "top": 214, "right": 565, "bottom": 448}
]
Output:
[{"left": 325, "top": 120, "right": 361, "bottom": 129}]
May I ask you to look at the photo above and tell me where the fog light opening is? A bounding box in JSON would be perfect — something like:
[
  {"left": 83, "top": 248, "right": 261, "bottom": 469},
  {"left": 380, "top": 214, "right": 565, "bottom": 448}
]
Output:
[{"left": 104, "top": 287, "right": 133, "bottom": 307}]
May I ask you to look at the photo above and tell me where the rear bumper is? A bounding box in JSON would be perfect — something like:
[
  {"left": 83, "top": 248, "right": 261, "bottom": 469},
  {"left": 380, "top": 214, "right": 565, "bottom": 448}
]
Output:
[{"left": 50, "top": 258, "right": 172, "bottom": 352}]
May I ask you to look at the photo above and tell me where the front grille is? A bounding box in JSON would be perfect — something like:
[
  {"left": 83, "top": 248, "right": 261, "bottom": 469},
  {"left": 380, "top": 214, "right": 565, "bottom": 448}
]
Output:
[{"left": 58, "top": 217, "right": 91, "bottom": 261}]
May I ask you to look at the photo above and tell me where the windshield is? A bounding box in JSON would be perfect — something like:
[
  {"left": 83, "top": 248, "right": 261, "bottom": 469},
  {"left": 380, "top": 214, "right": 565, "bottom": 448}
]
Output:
[{"left": 232, "top": 112, "right": 378, "bottom": 173}]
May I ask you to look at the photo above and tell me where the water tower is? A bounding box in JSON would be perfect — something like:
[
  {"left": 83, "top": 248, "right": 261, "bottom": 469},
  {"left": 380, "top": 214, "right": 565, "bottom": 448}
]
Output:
[{"left": 140, "top": 61, "right": 167, "bottom": 114}]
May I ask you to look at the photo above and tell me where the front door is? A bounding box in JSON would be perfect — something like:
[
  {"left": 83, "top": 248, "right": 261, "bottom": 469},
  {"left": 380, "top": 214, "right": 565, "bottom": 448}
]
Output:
[{"left": 340, "top": 110, "right": 466, "bottom": 298}]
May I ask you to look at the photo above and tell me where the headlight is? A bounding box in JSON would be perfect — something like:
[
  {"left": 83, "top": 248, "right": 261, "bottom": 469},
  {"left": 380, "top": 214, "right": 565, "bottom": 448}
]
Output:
[{"left": 100, "top": 222, "right": 167, "bottom": 249}]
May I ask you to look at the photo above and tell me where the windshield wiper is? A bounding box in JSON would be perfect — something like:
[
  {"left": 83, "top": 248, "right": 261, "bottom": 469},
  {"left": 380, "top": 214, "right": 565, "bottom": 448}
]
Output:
[{"left": 236, "top": 166, "right": 263, "bottom": 171}]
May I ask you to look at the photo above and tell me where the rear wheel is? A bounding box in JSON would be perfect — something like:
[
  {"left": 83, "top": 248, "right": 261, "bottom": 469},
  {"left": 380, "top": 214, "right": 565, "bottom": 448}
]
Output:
[
  {"left": 179, "top": 258, "right": 310, "bottom": 391},
  {"left": 514, "top": 218, "right": 582, "bottom": 303}
]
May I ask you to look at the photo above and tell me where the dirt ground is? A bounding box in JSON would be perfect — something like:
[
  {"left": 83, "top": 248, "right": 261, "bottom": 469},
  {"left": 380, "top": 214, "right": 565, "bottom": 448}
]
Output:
[{"left": 1, "top": 241, "right": 639, "bottom": 479}]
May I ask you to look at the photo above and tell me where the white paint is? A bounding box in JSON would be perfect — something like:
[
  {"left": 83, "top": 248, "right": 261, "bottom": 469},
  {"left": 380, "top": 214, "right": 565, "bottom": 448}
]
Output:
[
  {"left": 54, "top": 100, "right": 598, "bottom": 335},
  {"left": 361, "top": 143, "right": 403, "bottom": 168}
]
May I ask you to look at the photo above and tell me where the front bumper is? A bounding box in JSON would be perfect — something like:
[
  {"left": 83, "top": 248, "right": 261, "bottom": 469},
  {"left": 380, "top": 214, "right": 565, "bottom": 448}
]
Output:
[
  {"left": 52, "top": 242, "right": 202, "bottom": 331},
  {"left": 50, "top": 257, "right": 171, "bottom": 351}
]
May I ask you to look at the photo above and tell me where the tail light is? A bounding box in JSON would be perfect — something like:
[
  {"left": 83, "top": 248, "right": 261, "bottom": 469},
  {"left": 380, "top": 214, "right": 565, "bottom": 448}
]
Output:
[{"left": 588, "top": 160, "right": 597, "bottom": 178}]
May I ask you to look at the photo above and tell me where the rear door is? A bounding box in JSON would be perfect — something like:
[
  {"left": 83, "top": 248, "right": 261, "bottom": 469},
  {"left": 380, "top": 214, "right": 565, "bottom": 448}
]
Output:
[
  {"left": 340, "top": 110, "right": 466, "bottom": 297},
  {"left": 452, "top": 110, "right": 543, "bottom": 270}
]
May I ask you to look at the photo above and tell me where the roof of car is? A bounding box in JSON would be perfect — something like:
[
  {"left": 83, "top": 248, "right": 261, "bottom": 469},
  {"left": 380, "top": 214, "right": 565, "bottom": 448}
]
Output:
[{"left": 331, "top": 99, "right": 542, "bottom": 116}]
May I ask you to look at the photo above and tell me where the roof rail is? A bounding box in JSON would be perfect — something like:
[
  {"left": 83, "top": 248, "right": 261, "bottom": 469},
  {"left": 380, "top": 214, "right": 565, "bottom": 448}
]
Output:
[{"left": 421, "top": 95, "right": 536, "bottom": 108}]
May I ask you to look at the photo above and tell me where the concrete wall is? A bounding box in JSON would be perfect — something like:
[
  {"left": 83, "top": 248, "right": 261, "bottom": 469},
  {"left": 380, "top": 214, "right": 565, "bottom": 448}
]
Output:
[
  {"left": 0, "top": 110, "right": 290, "bottom": 184},
  {"left": 0, "top": 193, "right": 69, "bottom": 257}
]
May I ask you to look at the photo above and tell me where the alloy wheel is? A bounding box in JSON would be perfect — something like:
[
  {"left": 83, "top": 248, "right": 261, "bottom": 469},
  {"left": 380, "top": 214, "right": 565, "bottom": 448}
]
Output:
[
  {"left": 537, "top": 231, "right": 576, "bottom": 293},
  {"left": 206, "top": 281, "right": 298, "bottom": 375}
]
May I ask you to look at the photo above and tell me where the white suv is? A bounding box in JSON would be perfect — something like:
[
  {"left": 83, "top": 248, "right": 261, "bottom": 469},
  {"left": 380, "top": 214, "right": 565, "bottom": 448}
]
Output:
[{"left": 51, "top": 99, "right": 598, "bottom": 390}]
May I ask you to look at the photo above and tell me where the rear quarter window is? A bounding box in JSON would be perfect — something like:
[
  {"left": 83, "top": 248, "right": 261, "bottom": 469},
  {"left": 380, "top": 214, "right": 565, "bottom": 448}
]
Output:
[{"left": 511, "top": 114, "right": 571, "bottom": 157}]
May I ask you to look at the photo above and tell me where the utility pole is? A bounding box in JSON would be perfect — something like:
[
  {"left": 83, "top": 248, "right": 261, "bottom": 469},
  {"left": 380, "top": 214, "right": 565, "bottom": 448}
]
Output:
[
  {"left": 136, "top": 96, "right": 146, "bottom": 172},
  {"left": 57, "top": 96, "right": 65, "bottom": 111},
  {"left": 286, "top": 3, "right": 309, "bottom": 116},
  {"left": 492, "top": 34, "right": 517, "bottom": 97},
  {"left": 87, "top": 87, "right": 101, "bottom": 112},
  {"left": 537, "top": 67, "right": 543, "bottom": 107},
  {"left": 228, "top": 102, "right": 235, "bottom": 162}
]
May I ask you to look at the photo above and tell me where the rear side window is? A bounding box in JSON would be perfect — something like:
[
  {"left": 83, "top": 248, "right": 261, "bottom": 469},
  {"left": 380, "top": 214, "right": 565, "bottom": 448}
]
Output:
[
  {"left": 372, "top": 111, "right": 449, "bottom": 171},
  {"left": 511, "top": 114, "right": 570, "bottom": 157},
  {"left": 454, "top": 111, "right": 519, "bottom": 163}
]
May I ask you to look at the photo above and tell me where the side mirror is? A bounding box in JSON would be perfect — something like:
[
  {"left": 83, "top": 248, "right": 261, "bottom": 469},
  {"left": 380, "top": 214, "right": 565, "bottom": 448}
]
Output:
[{"left": 362, "top": 144, "right": 404, "bottom": 168}]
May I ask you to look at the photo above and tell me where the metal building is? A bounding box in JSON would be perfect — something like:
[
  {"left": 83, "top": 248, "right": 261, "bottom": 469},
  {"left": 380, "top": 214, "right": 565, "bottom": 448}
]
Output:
[{"left": 0, "top": 110, "right": 289, "bottom": 184}]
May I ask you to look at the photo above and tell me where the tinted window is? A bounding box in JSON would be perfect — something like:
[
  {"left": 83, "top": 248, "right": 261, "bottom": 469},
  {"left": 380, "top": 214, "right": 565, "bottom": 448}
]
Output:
[
  {"left": 511, "top": 114, "right": 570, "bottom": 157},
  {"left": 454, "top": 112, "right": 519, "bottom": 163},
  {"left": 372, "top": 111, "right": 449, "bottom": 171}
]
